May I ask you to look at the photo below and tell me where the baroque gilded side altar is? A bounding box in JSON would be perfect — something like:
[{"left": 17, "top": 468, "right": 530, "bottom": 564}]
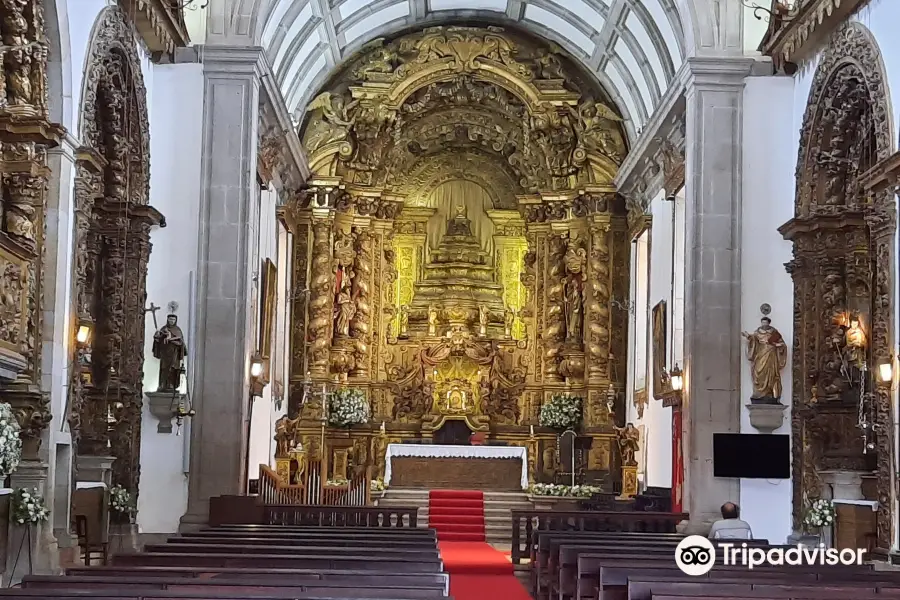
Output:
[{"left": 277, "top": 25, "right": 632, "bottom": 490}]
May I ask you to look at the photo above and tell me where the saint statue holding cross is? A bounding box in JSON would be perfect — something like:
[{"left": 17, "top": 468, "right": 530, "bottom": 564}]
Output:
[{"left": 152, "top": 314, "right": 186, "bottom": 393}]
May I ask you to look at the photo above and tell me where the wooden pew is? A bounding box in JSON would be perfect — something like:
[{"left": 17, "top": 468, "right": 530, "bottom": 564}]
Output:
[
  {"left": 532, "top": 532, "right": 684, "bottom": 592},
  {"left": 169, "top": 535, "right": 437, "bottom": 548},
  {"left": 142, "top": 542, "right": 440, "bottom": 560},
  {"left": 20, "top": 575, "right": 447, "bottom": 599},
  {"left": 627, "top": 574, "right": 900, "bottom": 600},
  {"left": 111, "top": 551, "right": 443, "bottom": 572},
  {"left": 511, "top": 510, "right": 688, "bottom": 564},
  {"left": 585, "top": 556, "right": 875, "bottom": 600},
  {"left": 63, "top": 566, "right": 449, "bottom": 594},
  {"left": 204, "top": 525, "right": 432, "bottom": 536},
  {"left": 0, "top": 592, "right": 448, "bottom": 600}
]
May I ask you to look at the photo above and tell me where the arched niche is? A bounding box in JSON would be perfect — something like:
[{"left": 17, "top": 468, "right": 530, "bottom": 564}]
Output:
[
  {"left": 781, "top": 21, "right": 895, "bottom": 551},
  {"left": 70, "top": 6, "right": 162, "bottom": 502}
]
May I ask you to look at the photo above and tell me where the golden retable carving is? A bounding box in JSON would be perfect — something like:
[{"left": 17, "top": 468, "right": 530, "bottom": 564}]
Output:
[{"left": 289, "top": 26, "right": 631, "bottom": 490}]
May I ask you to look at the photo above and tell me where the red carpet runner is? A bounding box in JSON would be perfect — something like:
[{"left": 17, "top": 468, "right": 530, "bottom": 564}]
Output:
[{"left": 429, "top": 490, "right": 532, "bottom": 600}]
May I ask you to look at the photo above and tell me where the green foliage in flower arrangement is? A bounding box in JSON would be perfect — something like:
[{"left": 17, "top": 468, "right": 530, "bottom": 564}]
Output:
[
  {"left": 10, "top": 487, "right": 48, "bottom": 525},
  {"left": 539, "top": 394, "right": 583, "bottom": 430},
  {"left": 528, "top": 483, "right": 602, "bottom": 498},
  {"left": 327, "top": 388, "right": 370, "bottom": 427}
]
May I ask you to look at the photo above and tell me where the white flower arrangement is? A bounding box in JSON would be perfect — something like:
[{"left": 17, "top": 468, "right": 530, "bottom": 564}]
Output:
[
  {"left": 370, "top": 478, "right": 385, "bottom": 493},
  {"left": 327, "top": 388, "right": 370, "bottom": 427},
  {"left": 528, "top": 483, "right": 603, "bottom": 498},
  {"left": 539, "top": 394, "right": 583, "bottom": 430},
  {"left": 0, "top": 403, "right": 23, "bottom": 479},
  {"left": 109, "top": 485, "right": 134, "bottom": 515},
  {"left": 10, "top": 487, "right": 49, "bottom": 525},
  {"left": 803, "top": 498, "right": 836, "bottom": 530}
]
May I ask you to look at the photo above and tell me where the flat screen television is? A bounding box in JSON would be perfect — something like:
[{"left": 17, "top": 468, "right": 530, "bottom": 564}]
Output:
[{"left": 713, "top": 433, "right": 790, "bottom": 479}]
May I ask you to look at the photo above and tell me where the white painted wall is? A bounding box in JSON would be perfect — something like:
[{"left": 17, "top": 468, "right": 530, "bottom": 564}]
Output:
[
  {"left": 626, "top": 190, "right": 675, "bottom": 490},
  {"left": 739, "top": 75, "right": 796, "bottom": 544},
  {"left": 137, "top": 62, "right": 204, "bottom": 534},
  {"left": 247, "top": 188, "right": 285, "bottom": 480}
]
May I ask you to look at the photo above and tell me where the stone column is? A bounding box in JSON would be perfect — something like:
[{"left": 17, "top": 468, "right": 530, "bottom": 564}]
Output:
[
  {"left": 181, "top": 46, "right": 263, "bottom": 527},
  {"left": 681, "top": 56, "right": 754, "bottom": 531}
]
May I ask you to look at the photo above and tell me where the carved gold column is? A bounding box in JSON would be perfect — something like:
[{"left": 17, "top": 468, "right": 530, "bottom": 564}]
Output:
[
  {"left": 521, "top": 220, "right": 548, "bottom": 385},
  {"left": 586, "top": 219, "right": 611, "bottom": 383},
  {"left": 543, "top": 231, "right": 566, "bottom": 382},
  {"left": 307, "top": 211, "right": 335, "bottom": 379},
  {"left": 349, "top": 226, "right": 375, "bottom": 379}
]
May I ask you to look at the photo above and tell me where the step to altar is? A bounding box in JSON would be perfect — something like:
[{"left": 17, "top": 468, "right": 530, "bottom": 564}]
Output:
[{"left": 375, "top": 487, "right": 532, "bottom": 545}]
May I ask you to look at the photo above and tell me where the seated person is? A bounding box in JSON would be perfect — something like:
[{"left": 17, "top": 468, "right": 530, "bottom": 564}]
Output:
[{"left": 708, "top": 502, "right": 753, "bottom": 540}]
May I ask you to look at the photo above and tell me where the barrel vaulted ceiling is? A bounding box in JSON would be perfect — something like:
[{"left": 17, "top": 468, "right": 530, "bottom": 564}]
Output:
[{"left": 260, "top": 0, "right": 686, "bottom": 134}]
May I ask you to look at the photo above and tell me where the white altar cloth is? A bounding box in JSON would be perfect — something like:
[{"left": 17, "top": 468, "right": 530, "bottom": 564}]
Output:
[{"left": 384, "top": 443, "right": 528, "bottom": 489}]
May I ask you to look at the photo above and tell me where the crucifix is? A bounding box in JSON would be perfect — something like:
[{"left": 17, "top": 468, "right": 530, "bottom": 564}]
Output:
[{"left": 144, "top": 302, "right": 161, "bottom": 330}]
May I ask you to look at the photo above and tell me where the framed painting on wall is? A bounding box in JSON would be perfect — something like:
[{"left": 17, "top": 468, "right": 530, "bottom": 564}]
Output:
[
  {"left": 259, "top": 257, "right": 278, "bottom": 359},
  {"left": 651, "top": 300, "right": 667, "bottom": 400}
]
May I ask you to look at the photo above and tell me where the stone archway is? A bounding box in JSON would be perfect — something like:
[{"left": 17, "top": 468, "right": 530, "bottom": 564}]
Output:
[
  {"left": 780, "top": 21, "right": 895, "bottom": 550},
  {"left": 70, "top": 7, "right": 162, "bottom": 501}
]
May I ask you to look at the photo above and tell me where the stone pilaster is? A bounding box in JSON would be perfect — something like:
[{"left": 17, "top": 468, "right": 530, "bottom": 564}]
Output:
[
  {"left": 681, "top": 56, "right": 755, "bottom": 531},
  {"left": 181, "top": 46, "right": 264, "bottom": 527}
]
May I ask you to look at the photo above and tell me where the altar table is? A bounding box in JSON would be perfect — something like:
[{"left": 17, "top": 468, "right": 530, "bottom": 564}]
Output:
[{"left": 384, "top": 444, "right": 528, "bottom": 490}]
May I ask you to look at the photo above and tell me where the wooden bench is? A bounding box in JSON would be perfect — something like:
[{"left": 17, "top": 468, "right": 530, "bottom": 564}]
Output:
[
  {"left": 142, "top": 542, "right": 440, "bottom": 560},
  {"left": 0, "top": 591, "right": 449, "bottom": 600},
  {"left": 63, "top": 566, "right": 449, "bottom": 593},
  {"left": 511, "top": 510, "right": 688, "bottom": 564},
  {"left": 169, "top": 535, "right": 438, "bottom": 548},
  {"left": 111, "top": 551, "right": 442, "bottom": 572},
  {"left": 627, "top": 574, "right": 900, "bottom": 600},
  {"left": 586, "top": 556, "right": 876, "bottom": 600},
  {"left": 20, "top": 575, "right": 447, "bottom": 599}
]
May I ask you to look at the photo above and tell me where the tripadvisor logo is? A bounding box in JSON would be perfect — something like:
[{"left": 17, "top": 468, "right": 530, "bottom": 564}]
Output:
[
  {"left": 720, "top": 542, "right": 866, "bottom": 568},
  {"left": 675, "top": 536, "right": 715, "bottom": 576},
  {"left": 674, "top": 536, "right": 866, "bottom": 576}
]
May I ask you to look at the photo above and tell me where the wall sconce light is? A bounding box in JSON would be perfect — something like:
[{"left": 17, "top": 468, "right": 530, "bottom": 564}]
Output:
[
  {"left": 250, "top": 354, "right": 265, "bottom": 379},
  {"left": 75, "top": 319, "right": 93, "bottom": 346},
  {"left": 670, "top": 365, "right": 683, "bottom": 392},
  {"left": 877, "top": 361, "right": 893, "bottom": 385}
]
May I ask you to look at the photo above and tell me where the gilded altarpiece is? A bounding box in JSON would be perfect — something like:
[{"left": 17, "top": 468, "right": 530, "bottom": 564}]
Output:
[
  {"left": 287, "top": 26, "right": 630, "bottom": 488},
  {"left": 780, "top": 22, "right": 896, "bottom": 550}
]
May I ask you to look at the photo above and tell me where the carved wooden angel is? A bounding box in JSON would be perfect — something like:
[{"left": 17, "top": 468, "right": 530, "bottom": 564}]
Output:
[
  {"left": 570, "top": 100, "right": 624, "bottom": 161},
  {"left": 304, "top": 91, "right": 360, "bottom": 152},
  {"left": 614, "top": 423, "right": 640, "bottom": 467}
]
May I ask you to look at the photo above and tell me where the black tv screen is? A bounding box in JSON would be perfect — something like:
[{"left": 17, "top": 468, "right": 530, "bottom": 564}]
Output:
[{"left": 713, "top": 433, "right": 790, "bottom": 479}]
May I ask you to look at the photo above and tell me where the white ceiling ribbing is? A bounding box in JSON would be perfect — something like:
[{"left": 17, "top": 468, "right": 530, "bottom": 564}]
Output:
[{"left": 262, "top": 0, "right": 686, "bottom": 132}]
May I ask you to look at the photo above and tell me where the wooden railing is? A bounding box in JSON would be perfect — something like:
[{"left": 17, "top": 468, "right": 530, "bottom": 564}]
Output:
[
  {"left": 264, "top": 504, "right": 418, "bottom": 528},
  {"left": 509, "top": 509, "right": 688, "bottom": 564}
]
